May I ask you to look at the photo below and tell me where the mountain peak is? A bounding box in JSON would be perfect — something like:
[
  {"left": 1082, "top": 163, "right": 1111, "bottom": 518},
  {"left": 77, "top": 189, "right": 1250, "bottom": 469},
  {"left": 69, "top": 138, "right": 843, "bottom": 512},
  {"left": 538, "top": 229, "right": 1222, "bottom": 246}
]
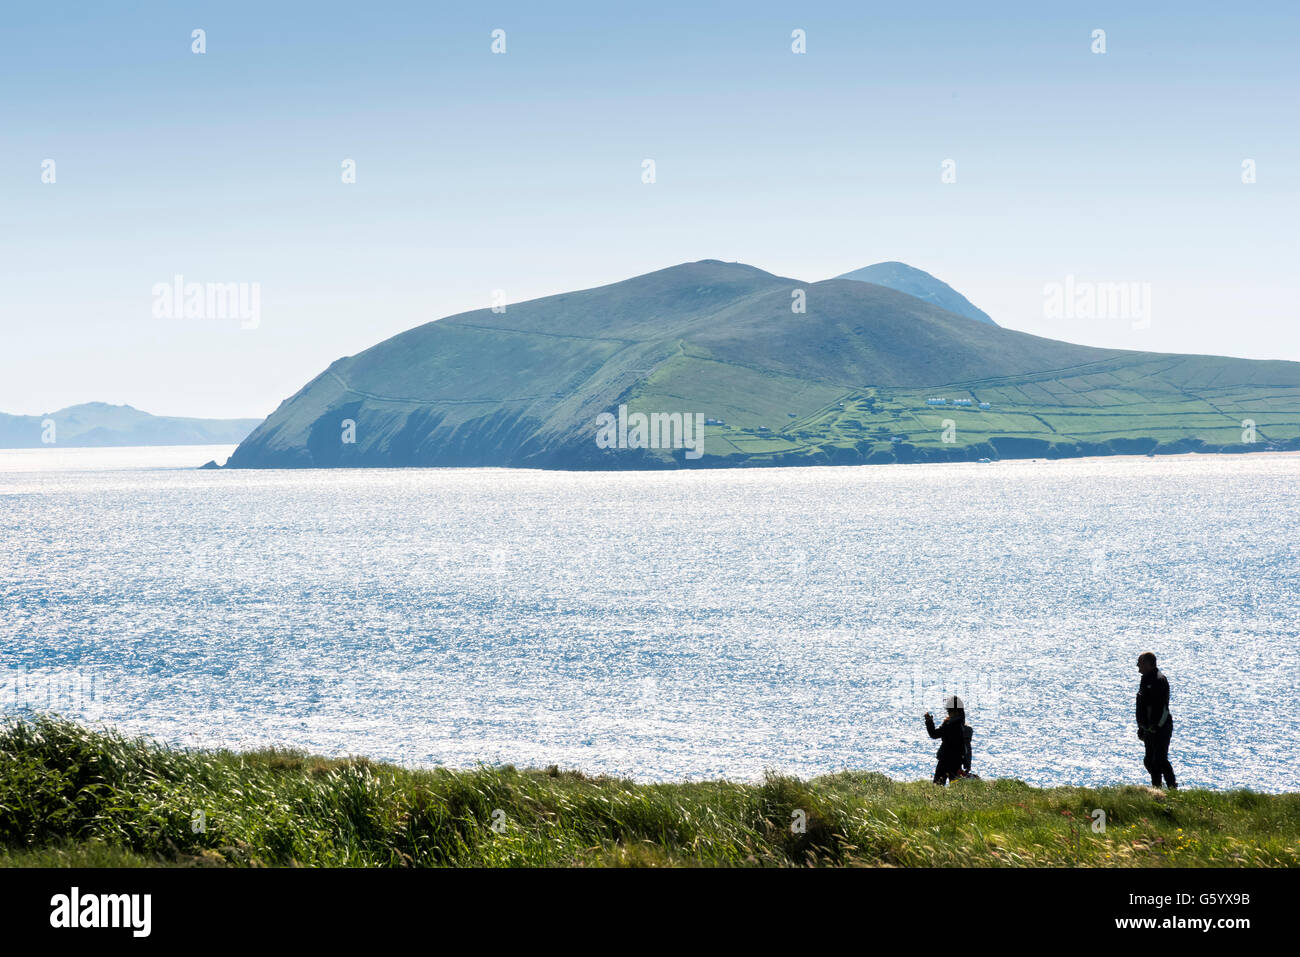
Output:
[
  {"left": 835, "top": 262, "right": 996, "bottom": 326},
  {"left": 55, "top": 401, "right": 140, "bottom": 415},
  {"left": 648, "top": 260, "right": 783, "bottom": 281}
]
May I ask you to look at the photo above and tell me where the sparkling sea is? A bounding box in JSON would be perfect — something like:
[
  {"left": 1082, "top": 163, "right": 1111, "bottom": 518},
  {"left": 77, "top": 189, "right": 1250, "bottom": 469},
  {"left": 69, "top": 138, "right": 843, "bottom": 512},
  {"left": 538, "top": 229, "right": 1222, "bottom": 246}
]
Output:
[{"left": 1, "top": 446, "right": 1296, "bottom": 790}]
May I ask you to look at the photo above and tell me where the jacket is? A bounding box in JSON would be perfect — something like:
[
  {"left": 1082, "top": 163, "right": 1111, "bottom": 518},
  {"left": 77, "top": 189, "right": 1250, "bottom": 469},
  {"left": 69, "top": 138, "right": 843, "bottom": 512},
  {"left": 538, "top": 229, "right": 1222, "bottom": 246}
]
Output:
[
  {"left": 926, "top": 713, "right": 970, "bottom": 770},
  {"left": 1136, "top": 669, "right": 1172, "bottom": 734}
]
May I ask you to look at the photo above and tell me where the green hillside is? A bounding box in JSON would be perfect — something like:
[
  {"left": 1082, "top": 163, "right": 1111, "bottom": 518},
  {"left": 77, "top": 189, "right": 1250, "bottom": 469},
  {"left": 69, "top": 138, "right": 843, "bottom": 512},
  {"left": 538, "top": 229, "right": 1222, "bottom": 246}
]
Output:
[{"left": 227, "top": 261, "right": 1300, "bottom": 469}]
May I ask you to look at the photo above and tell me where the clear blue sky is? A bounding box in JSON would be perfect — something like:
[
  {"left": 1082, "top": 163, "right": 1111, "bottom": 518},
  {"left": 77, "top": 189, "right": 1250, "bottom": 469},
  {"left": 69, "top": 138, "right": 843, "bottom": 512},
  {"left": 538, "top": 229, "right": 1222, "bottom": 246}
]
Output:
[{"left": 2, "top": 1, "right": 1297, "bottom": 418}]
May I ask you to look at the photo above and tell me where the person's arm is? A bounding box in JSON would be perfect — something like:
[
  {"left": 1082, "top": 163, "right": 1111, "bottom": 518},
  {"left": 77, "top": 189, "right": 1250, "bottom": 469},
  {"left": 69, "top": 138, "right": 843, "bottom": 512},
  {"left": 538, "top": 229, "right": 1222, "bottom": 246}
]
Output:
[
  {"left": 925, "top": 713, "right": 942, "bottom": 739},
  {"left": 1137, "top": 677, "right": 1170, "bottom": 732},
  {"left": 1153, "top": 675, "right": 1170, "bottom": 727},
  {"left": 963, "top": 726, "right": 972, "bottom": 772}
]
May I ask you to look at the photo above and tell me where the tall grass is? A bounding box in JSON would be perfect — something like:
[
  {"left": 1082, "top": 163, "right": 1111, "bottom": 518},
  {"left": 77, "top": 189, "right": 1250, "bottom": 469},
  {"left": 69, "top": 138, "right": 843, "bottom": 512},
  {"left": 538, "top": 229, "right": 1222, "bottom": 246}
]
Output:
[{"left": 2, "top": 715, "right": 1297, "bottom": 867}]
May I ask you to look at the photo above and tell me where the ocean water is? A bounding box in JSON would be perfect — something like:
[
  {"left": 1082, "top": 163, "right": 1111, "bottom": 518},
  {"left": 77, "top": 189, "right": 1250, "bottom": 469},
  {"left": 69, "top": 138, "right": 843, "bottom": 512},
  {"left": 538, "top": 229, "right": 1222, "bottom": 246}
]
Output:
[{"left": 1, "top": 446, "right": 1297, "bottom": 791}]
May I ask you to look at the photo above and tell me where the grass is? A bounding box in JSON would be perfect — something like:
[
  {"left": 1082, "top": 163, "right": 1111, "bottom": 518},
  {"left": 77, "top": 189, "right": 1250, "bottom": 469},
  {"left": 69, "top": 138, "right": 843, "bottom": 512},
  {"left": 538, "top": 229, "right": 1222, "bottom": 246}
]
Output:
[
  {"left": 2, "top": 715, "right": 1297, "bottom": 868},
  {"left": 629, "top": 354, "right": 1300, "bottom": 466}
]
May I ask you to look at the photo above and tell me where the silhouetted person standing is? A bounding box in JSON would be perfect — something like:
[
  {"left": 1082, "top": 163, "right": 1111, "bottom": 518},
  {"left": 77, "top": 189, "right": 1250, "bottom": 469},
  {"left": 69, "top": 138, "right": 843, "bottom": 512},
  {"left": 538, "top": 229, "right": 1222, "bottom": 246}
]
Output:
[
  {"left": 1136, "top": 651, "right": 1177, "bottom": 789},
  {"left": 925, "top": 695, "right": 973, "bottom": 785}
]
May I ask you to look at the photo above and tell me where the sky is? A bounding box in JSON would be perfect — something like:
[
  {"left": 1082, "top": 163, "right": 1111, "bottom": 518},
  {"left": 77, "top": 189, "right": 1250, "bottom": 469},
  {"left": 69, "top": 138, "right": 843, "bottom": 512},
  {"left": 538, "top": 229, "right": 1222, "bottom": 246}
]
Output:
[{"left": 2, "top": 1, "right": 1298, "bottom": 419}]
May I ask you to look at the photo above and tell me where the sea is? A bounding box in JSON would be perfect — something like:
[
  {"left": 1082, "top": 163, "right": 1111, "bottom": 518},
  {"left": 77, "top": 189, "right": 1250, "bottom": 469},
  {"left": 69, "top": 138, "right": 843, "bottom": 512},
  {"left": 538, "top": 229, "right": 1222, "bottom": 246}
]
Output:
[{"left": 1, "top": 445, "right": 1296, "bottom": 790}]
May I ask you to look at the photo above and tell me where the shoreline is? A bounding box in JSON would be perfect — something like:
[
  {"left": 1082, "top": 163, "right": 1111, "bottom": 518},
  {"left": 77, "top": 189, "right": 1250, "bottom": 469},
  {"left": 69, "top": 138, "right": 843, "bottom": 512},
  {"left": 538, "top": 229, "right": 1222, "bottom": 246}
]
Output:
[
  {"left": 5, "top": 443, "right": 1298, "bottom": 475},
  {"left": 211, "top": 444, "right": 1300, "bottom": 473}
]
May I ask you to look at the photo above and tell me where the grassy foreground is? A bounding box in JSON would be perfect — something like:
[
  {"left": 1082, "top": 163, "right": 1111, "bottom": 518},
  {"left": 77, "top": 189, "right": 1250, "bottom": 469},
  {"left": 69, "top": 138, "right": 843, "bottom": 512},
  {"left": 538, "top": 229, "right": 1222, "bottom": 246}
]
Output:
[{"left": 2, "top": 716, "right": 1297, "bottom": 868}]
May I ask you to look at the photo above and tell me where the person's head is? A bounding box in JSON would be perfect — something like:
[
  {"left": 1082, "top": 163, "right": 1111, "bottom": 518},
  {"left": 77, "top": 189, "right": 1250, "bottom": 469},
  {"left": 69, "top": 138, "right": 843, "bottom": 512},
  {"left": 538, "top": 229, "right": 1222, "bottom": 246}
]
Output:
[
  {"left": 943, "top": 694, "right": 965, "bottom": 722},
  {"left": 1137, "top": 651, "right": 1157, "bottom": 675}
]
